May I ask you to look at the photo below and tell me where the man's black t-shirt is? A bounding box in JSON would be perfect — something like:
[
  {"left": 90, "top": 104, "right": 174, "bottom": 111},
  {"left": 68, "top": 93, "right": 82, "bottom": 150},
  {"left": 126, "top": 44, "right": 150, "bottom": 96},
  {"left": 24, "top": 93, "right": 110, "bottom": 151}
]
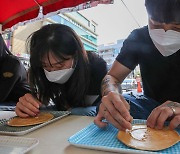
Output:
[
  {"left": 116, "top": 26, "right": 180, "bottom": 103},
  {"left": 0, "top": 55, "right": 30, "bottom": 103}
]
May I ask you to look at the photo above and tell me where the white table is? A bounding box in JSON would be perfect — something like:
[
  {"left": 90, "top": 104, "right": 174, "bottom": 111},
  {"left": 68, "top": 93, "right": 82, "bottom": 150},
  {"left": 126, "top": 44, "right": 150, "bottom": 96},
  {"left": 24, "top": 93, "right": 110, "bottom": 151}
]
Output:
[{"left": 25, "top": 115, "right": 115, "bottom": 154}]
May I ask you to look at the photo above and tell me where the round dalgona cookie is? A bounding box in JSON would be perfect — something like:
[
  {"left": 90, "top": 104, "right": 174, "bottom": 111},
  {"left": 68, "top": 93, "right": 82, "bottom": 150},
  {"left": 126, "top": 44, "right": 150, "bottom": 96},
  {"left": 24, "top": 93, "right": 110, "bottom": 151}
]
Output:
[
  {"left": 117, "top": 124, "right": 180, "bottom": 151},
  {"left": 7, "top": 113, "right": 54, "bottom": 127}
]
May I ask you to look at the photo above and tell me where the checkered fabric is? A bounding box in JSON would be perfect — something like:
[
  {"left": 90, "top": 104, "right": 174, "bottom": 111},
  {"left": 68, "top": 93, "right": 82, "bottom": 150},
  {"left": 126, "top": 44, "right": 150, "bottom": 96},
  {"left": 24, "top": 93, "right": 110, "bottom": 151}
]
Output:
[{"left": 69, "top": 119, "right": 180, "bottom": 154}]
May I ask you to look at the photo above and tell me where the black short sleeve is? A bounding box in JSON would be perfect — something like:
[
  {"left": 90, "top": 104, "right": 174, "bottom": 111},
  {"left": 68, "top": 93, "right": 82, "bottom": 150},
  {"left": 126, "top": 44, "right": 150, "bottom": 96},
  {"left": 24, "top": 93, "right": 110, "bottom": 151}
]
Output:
[
  {"left": 116, "top": 29, "right": 140, "bottom": 70},
  {"left": 116, "top": 26, "right": 180, "bottom": 103}
]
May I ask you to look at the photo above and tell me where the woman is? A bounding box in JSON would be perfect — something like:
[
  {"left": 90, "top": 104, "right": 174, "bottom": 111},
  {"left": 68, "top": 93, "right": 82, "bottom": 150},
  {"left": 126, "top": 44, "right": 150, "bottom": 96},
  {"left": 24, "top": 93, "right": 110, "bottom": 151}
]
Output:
[
  {"left": 15, "top": 24, "right": 107, "bottom": 117},
  {"left": 0, "top": 34, "right": 30, "bottom": 106}
]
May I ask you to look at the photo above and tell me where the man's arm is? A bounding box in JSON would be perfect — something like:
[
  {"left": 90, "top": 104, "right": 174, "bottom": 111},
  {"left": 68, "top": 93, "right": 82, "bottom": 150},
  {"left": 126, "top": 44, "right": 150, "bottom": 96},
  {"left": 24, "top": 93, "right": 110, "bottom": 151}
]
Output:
[
  {"left": 101, "top": 60, "right": 131, "bottom": 96},
  {"left": 94, "top": 61, "right": 133, "bottom": 130},
  {"left": 101, "top": 75, "right": 121, "bottom": 96}
]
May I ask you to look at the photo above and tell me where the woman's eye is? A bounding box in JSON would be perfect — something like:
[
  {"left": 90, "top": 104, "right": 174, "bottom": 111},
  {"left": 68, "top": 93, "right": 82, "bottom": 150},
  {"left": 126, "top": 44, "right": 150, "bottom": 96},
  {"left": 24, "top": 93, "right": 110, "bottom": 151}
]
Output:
[
  {"left": 56, "top": 62, "right": 64, "bottom": 67},
  {"left": 153, "top": 25, "right": 163, "bottom": 29},
  {"left": 173, "top": 27, "right": 180, "bottom": 32}
]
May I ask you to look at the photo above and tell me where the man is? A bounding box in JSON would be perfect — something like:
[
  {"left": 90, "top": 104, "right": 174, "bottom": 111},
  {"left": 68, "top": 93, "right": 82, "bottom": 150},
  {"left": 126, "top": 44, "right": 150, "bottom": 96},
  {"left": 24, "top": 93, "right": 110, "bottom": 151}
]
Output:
[{"left": 94, "top": 0, "right": 180, "bottom": 130}]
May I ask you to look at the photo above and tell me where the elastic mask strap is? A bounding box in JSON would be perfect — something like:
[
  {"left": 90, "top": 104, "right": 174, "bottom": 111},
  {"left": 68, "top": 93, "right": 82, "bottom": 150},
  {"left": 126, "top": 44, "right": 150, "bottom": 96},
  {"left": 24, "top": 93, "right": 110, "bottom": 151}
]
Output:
[
  {"left": 72, "top": 56, "right": 78, "bottom": 68},
  {"left": 71, "top": 59, "right": 74, "bottom": 68}
]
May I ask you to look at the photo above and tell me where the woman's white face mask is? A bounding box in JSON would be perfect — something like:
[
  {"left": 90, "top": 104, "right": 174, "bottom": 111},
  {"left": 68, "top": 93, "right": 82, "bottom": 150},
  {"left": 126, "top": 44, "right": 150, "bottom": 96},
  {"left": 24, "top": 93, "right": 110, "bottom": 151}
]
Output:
[
  {"left": 44, "top": 59, "right": 75, "bottom": 84},
  {"left": 148, "top": 25, "right": 180, "bottom": 57}
]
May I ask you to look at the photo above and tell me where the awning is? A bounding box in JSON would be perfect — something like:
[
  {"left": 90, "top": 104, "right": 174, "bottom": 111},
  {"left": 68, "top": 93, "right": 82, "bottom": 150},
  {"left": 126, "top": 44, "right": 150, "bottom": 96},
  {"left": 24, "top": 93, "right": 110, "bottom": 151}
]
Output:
[{"left": 0, "top": 0, "right": 113, "bottom": 32}]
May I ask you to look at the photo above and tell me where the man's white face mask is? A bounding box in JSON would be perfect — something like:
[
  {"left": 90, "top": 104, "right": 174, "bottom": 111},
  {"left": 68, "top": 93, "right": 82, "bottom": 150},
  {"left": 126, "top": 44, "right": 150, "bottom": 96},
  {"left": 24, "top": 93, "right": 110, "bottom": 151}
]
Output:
[
  {"left": 44, "top": 59, "right": 75, "bottom": 84},
  {"left": 148, "top": 27, "right": 180, "bottom": 56}
]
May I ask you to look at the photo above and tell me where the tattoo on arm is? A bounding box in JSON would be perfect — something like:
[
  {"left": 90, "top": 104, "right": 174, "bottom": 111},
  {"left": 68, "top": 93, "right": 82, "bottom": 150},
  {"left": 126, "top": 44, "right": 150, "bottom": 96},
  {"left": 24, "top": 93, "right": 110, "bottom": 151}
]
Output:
[{"left": 101, "top": 76, "right": 120, "bottom": 96}]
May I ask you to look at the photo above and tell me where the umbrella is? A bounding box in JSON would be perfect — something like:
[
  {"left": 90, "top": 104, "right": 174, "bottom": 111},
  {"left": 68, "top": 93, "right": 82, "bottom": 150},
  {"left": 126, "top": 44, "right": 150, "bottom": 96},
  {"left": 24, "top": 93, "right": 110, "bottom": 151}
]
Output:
[{"left": 0, "top": 0, "right": 113, "bottom": 32}]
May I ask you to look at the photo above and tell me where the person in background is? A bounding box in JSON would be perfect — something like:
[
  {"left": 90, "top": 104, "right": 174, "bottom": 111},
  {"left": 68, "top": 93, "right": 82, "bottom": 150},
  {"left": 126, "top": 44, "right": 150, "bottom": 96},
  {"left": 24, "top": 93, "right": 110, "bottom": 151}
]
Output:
[
  {"left": 15, "top": 24, "right": 107, "bottom": 117},
  {"left": 0, "top": 34, "right": 30, "bottom": 106},
  {"left": 94, "top": 0, "right": 180, "bottom": 130}
]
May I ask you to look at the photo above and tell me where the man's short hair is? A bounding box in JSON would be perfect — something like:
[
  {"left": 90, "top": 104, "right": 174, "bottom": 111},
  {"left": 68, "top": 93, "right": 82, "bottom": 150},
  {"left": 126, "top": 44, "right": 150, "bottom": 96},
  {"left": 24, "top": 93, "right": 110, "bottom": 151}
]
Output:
[{"left": 145, "top": 0, "right": 180, "bottom": 24}]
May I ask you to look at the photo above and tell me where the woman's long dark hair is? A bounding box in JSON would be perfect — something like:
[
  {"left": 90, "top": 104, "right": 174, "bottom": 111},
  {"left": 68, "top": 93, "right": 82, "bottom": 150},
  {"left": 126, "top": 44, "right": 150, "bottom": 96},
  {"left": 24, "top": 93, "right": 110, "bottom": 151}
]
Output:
[
  {"left": 27, "top": 24, "right": 90, "bottom": 110},
  {"left": 145, "top": 0, "right": 180, "bottom": 23}
]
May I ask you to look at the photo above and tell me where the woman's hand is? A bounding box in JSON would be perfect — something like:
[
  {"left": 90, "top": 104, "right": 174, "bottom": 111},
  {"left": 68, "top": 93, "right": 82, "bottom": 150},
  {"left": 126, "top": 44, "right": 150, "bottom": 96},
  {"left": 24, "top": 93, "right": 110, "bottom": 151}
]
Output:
[
  {"left": 15, "top": 93, "right": 42, "bottom": 117},
  {"left": 147, "top": 101, "right": 180, "bottom": 129},
  {"left": 94, "top": 91, "right": 133, "bottom": 130}
]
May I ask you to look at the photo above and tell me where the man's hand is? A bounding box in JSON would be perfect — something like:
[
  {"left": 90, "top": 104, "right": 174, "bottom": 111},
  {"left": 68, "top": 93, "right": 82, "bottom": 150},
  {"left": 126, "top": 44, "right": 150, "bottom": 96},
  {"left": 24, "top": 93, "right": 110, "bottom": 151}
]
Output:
[
  {"left": 94, "top": 91, "right": 133, "bottom": 130},
  {"left": 15, "top": 93, "right": 42, "bottom": 117},
  {"left": 147, "top": 101, "right": 180, "bottom": 129}
]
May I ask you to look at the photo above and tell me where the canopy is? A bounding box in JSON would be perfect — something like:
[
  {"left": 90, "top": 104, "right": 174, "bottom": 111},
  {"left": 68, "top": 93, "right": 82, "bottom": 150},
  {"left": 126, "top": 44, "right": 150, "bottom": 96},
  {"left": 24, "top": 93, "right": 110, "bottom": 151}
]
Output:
[{"left": 0, "top": 0, "right": 113, "bottom": 32}]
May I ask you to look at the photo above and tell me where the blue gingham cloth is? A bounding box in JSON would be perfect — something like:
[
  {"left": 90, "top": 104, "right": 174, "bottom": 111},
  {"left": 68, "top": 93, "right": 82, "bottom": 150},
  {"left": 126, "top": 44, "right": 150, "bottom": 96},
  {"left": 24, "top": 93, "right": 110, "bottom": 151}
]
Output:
[{"left": 68, "top": 119, "right": 180, "bottom": 154}]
